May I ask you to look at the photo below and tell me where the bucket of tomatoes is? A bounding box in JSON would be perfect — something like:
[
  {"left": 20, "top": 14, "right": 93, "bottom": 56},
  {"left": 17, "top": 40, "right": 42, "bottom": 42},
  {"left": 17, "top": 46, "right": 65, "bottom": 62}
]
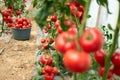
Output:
[{"left": 12, "top": 17, "right": 32, "bottom": 40}]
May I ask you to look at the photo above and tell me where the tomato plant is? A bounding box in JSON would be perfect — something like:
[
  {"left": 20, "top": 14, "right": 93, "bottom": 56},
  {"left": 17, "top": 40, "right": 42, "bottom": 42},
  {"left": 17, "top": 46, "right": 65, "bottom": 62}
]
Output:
[{"left": 33, "top": 0, "right": 120, "bottom": 80}]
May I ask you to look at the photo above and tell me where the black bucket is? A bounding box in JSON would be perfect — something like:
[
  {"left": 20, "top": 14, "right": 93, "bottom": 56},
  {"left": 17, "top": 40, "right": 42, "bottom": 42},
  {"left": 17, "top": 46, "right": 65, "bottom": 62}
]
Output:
[{"left": 12, "top": 28, "right": 31, "bottom": 40}]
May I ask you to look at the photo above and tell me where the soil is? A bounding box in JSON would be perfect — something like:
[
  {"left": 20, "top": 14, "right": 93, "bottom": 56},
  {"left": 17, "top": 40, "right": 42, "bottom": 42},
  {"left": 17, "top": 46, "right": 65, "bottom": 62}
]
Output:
[{"left": 0, "top": 20, "right": 38, "bottom": 80}]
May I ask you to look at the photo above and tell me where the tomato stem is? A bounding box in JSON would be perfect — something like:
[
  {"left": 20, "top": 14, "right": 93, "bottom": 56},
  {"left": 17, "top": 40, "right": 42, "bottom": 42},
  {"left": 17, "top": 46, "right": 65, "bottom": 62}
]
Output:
[
  {"left": 73, "top": 73, "right": 77, "bottom": 80},
  {"left": 102, "top": 4, "right": 120, "bottom": 80},
  {"left": 55, "top": 51, "right": 65, "bottom": 80},
  {"left": 81, "top": 0, "right": 91, "bottom": 30}
]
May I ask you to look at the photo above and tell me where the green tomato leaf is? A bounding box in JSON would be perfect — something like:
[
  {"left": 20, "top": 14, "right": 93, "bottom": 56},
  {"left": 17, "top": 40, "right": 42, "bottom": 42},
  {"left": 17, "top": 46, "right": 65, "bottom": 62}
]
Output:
[
  {"left": 96, "top": 0, "right": 111, "bottom": 14},
  {"left": 118, "top": 0, "right": 120, "bottom": 3},
  {"left": 87, "top": 15, "right": 91, "bottom": 18},
  {"left": 107, "top": 24, "right": 114, "bottom": 31},
  {"left": 60, "top": 17, "right": 69, "bottom": 31},
  {"left": 37, "top": 65, "right": 42, "bottom": 75},
  {"left": 33, "top": 0, "right": 38, "bottom": 7},
  {"left": 33, "top": 75, "right": 44, "bottom": 80},
  {"left": 109, "top": 34, "right": 112, "bottom": 39}
]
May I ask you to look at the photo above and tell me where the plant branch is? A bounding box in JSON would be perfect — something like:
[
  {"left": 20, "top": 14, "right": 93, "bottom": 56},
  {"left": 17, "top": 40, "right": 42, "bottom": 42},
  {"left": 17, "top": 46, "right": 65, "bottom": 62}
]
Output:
[
  {"left": 73, "top": 73, "right": 77, "bottom": 80},
  {"left": 81, "top": 0, "right": 91, "bottom": 30},
  {"left": 102, "top": 3, "right": 120, "bottom": 80}
]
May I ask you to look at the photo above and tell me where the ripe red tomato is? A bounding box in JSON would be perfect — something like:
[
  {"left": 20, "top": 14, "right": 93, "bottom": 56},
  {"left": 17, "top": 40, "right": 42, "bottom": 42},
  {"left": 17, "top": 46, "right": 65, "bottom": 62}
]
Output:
[
  {"left": 70, "top": 23, "right": 76, "bottom": 27},
  {"left": 17, "top": 18, "right": 23, "bottom": 24},
  {"left": 2, "top": 12, "right": 8, "bottom": 17},
  {"left": 48, "top": 24, "right": 51, "bottom": 29},
  {"left": 42, "top": 67, "right": 46, "bottom": 74},
  {"left": 63, "top": 49, "right": 91, "bottom": 73},
  {"left": 76, "top": 10, "right": 82, "bottom": 18},
  {"left": 44, "top": 27, "right": 48, "bottom": 33},
  {"left": 14, "top": 18, "right": 31, "bottom": 29},
  {"left": 113, "top": 66, "right": 120, "bottom": 76},
  {"left": 68, "top": 27, "right": 77, "bottom": 35},
  {"left": 16, "top": 10, "right": 22, "bottom": 15},
  {"left": 78, "top": 5, "right": 84, "bottom": 12},
  {"left": 57, "top": 26, "right": 63, "bottom": 34},
  {"left": 7, "top": 23, "right": 12, "bottom": 27},
  {"left": 64, "top": 20, "right": 72, "bottom": 27},
  {"left": 41, "top": 39, "right": 46, "bottom": 43},
  {"left": 94, "top": 49, "right": 105, "bottom": 66},
  {"left": 52, "top": 67, "right": 58, "bottom": 75},
  {"left": 111, "top": 52, "right": 120, "bottom": 67},
  {"left": 51, "top": 15, "right": 57, "bottom": 22},
  {"left": 55, "top": 32, "right": 76, "bottom": 54},
  {"left": 98, "top": 67, "right": 113, "bottom": 79},
  {"left": 69, "top": 3, "right": 77, "bottom": 15},
  {"left": 40, "top": 54, "right": 53, "bottom": 65},
  {"left": 44, "top": 65, "right": 53, "bottom": 74},
  {"left": 79, "top": 28, "right": 104, "bottom": 52},
  {"left": 23, "top": 21, "right": 27, "bottom": 25},
  {"left": 43, "top": 44, "right": 49, "bottom": 49},
  {"left": 55, "top": 20, "right": 60, "bottom": 28},
  {"left": 44, "top": 73, "right": 54, "bottom": 80},
  {"left": 49, "top": 38, "right": 54, "bottom": 44}
]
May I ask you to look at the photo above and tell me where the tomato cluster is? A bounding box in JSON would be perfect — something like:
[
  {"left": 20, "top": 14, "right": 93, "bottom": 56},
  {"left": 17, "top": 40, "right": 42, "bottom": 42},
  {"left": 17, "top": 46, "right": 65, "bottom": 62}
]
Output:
[
  {"left": 13, "top": 18, "right": 31, "bottom": 29},
  {"left": 2, "top": 9, "right": 13, "bottom": 27},
  {"left": 37, "top": 0, "right": 120, "bottom": 79},
  {"left": 55, "top": 27, "right": 104, "bottom": 73},
  {"left": 66, "top": 1, "right": 84, "bottom": 20},
  {"left": 94, "top": 49, "right": 120, "bottom": 78},
  {"left": 40, "top": 54, "right": 58, "bottom": 80},
  {"left": 1, "top": 8, "right": 28, "bottom": 28},
  {"left": 40, "top": 38, "right": 54, "bottom": 50}
]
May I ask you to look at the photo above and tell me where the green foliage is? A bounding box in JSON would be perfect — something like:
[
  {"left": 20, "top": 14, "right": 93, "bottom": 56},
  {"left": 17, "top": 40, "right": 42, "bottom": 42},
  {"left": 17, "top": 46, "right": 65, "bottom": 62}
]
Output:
[
  {"left": 96, "top": 0, "right": 111, "bottom": 13},
  {"left": 100, "top": 25, "right": 113, "bottom": 50},
  {"left": 3, "top": 0, "right": 25, "bottom": 9},
  {"left": 33, "top": 75, "right": 44, "bottom": 80},
  {"left": 118, "top": 0, "right": 120, "bottom": 3},
  {"left": 33, "top": 0, "right": 38, "bottom": 7}
]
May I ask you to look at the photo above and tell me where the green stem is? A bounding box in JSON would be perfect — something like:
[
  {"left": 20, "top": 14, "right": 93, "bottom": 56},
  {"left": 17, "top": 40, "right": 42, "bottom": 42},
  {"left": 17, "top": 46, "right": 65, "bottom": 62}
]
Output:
[
  {"left": 81, "top": 0, "right": 91, "bottom": 30},
  {"left": 73, "top": 73, "right": 77, "bottom": 80},
  {"left": 102, "top": 4, "right": 120, "bottom": 80},
  {"left": 102, "top": 26, "right": 119, "bottom": 80},
  {"left": 55, "top": 52, "right": 65, "bottom": 80}
]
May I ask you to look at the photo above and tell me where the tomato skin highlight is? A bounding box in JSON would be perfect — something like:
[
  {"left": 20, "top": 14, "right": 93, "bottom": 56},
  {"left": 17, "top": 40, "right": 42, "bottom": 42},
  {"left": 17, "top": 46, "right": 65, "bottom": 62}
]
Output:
[
  {"left": 55, "top": 32, "right": 76, "bottom": 54},
  {"left": 63, "top": 49, "right": 91, "bottom": 73},
  {"left": 94, "top": 49, "right": 105, "bottom": 66},
  {"left": 111, "top": 52, "right": 120, "bottom": 67},
  {"left": 79, "top": 28, "right": 104, "bottom": 53}
]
